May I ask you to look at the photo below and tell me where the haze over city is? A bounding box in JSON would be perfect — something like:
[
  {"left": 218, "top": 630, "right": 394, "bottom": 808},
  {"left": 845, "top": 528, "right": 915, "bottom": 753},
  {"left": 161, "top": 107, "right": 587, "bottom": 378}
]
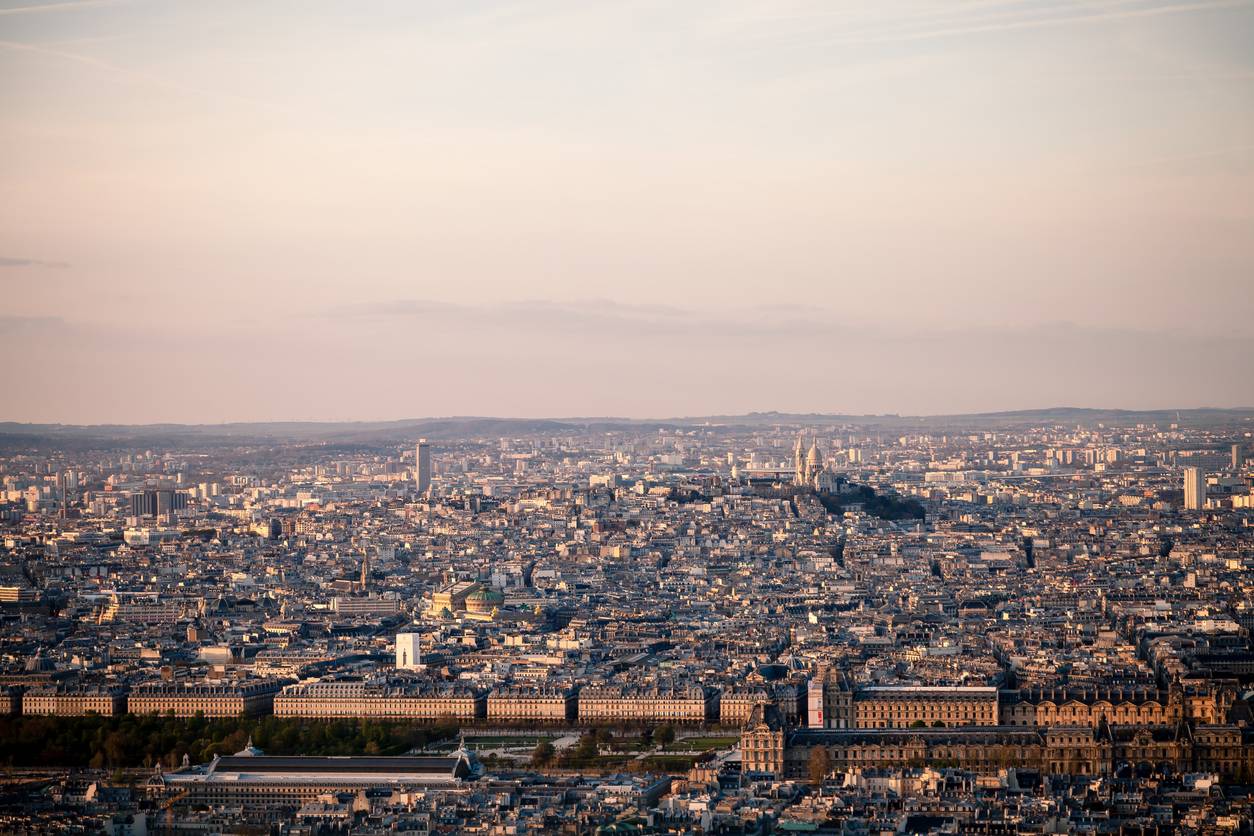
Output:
[
  {"left": 3, "top": 0, "right": 1254, "bottom": 423},
  {"left": 6, "top": 4, "right": 1254, "bottom": 832}
]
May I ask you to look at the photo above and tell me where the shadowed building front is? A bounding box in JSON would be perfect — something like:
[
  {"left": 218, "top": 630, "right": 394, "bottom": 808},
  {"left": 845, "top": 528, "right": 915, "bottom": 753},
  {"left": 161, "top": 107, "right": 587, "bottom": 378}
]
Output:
[{"left": 151, "top": 741, "right": 481, "bottom": 816}]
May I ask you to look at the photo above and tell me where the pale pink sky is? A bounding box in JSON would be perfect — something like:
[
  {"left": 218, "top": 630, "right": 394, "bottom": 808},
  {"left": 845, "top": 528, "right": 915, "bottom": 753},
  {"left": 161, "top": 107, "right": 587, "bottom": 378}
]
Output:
[{"left": 2, "top": 0, "right": 1252, "bottom": 422}]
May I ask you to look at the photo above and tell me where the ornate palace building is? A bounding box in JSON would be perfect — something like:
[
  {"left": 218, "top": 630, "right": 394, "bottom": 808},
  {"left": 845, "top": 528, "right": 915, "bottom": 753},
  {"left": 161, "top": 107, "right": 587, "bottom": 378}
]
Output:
[
  {"left": 1000, "top": 684, "right": 1236, "bottom": 728},
  {"left": 742, "top": 700, "right": 1254, "bottom": 781},
  {"left": 805, "top": 675, "right": 1237, "bottom": 731}
]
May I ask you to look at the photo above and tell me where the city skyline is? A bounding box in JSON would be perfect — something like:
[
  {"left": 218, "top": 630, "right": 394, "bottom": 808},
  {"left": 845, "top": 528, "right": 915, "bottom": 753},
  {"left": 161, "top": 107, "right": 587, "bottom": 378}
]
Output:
[
  {"left": 3, "top": 2, "right": 1253, "bottom": 829},
  {"left": 1, "top": 407, "right": 1251, "bottom": 830}
]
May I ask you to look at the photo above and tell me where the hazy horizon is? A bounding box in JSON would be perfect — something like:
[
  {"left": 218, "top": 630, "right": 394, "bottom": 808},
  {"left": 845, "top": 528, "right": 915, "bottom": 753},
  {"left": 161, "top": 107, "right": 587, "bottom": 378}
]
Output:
[
  {"left": 3, "top": 404, "right": 1254, "bottom": 429},
  {"left": 3, "top": 0, "right": 1252, "bottom": 423}
]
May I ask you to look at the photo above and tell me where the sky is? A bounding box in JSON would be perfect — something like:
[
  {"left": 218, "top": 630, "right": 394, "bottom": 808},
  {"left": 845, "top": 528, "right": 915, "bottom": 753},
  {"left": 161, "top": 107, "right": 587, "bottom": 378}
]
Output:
[{"left": 1, "top": 0, "right": 1252, "bottom": 423}]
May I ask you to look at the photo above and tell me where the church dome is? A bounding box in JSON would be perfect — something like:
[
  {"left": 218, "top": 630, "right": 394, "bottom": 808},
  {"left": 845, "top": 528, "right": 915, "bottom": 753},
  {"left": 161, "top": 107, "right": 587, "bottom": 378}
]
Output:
[{"left": 466, "top": 588, "right": 505, "bottom": 614}]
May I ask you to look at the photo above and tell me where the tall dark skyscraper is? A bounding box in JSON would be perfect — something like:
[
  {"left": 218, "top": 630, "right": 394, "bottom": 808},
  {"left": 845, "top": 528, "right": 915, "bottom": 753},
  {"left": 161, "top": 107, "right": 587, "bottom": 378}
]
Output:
[
  {"left": 129, "top": 489, "right": 186, "bottom": 518},
  {"left": 415, "top": 439, "right": 431, "bottom": 494}
]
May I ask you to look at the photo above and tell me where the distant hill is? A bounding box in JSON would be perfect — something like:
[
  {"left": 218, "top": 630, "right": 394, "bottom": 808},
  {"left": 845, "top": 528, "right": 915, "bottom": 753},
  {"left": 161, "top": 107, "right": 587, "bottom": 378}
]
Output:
[
  {"left": 0, "top": 417, "right": 578, "bottom": 450},
  {"left": 1, "top": 407, "right": 1250, "bottom": 449},
  {"left": 662, "top": 407, "right": 1254, "bottom": 429}
]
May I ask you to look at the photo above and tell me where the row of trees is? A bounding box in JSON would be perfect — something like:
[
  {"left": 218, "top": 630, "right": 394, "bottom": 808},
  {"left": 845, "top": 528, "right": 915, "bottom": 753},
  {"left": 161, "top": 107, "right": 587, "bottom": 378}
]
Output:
[
  {"left": 530, "top": 725, "right": 679, "bottom": 769},
  {"left": 0, "top": 714, "right": 457, "bottom": 769}
]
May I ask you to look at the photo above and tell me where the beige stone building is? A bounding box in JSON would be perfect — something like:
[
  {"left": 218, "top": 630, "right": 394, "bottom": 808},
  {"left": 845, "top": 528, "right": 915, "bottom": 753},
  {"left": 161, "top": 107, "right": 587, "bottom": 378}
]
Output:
[
  {"left": 999, "top": 686, "right": 1231, "bottom": 728},
  {"left": 22, "top": 685, "right": 127, "bottom": 716},
  {"left": 275, "top": 680, "right": 485, "bottom": 720},
  {"left": 743, "top": 702, "right": 1253, "bottom": 781},
  {"left": 807, "top": 669, "right": 854, "bottom": 729},
  {"left": 853, "top": 686, "right": 999, "bottom": 729},
  {"left": 578, "top": 684, "right": 715, "bottom": 724},
  {"left": 429, "top": 581, "right": 481, "bottom": 616},
  {"left": 129, "top": 679, "right": 284, "bottom": 717},
  {"left": 487, "top": 685, "right": 576, "bottom": 722},
  {"left": 719, "top": 688, "right": 771, "bottom": 727}
]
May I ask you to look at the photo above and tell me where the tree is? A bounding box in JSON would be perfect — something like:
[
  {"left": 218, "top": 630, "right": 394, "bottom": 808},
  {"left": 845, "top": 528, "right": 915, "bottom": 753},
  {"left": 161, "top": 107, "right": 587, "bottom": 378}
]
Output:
[
  {"left": 530, "top": 741, "right": 556, "bottom": 768},
  {"left": 103, "top": 731, "right": 129, "bottom": 767},
  {"left": 655, "top": 724, "right": 676, "bottom": 748},
  {"left": 808, "top": 746, "right": 832, "bottom": 787},
  {"left": 576, "top": 733, "right": 599, "bottom": 761}
]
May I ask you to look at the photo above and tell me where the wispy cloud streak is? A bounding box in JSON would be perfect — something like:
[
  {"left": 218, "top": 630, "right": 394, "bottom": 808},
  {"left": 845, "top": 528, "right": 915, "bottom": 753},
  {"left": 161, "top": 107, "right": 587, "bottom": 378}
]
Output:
[
  {"left": 0, "top": 0, "right": 134, "bottom": 16},
  {"left": 0, "top": 255, "right": 69, "bottom": 268},
  {"left": 811, "top": 0, "right": 1254, "bottom": 47},
  {"left": 0, "top": 36, "right": 272, "bottom": 108}
]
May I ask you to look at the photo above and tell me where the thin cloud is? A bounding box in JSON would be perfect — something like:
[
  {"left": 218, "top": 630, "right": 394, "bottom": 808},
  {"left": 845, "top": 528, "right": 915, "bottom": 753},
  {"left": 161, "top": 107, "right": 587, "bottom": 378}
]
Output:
[
  {"left": 334, "top": 298, "right": 871, "bottom": 341},
  {"left": 0, "top": 315, "right": 65, "bottom": 334},
  {"left": 1120, "top": 142, "right": 1254, "bottom": 168},
  {"left": 329, "top": 299, "right": 1254, "bottom": 347},
  {"left": 729, "top": 0, "right": 1208, "bottom": 52},
  {"left": 0, "top": 37, "right": 273, "bottom": 108},
  {"left": 733, "top": 0, "right": 1136, "bottom": 37},
  {"left": 0, "top": 0, "right": 133, "bottom": 15},
  {"left": 0, "top": 255, "right": 69, "bottom": 268},
  {"left": 814, "top": 0, "right": 1254, "bottom": 47}
]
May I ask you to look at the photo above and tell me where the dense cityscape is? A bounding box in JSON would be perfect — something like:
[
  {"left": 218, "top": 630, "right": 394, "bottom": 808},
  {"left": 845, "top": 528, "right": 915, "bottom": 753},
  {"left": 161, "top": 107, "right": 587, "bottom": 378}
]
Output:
[
  {"left": 0, "top": 409, "right": 1251, "bottom": 834},
  {"left": 5, "top": 0, "right": 1253, "bottom": 831}
]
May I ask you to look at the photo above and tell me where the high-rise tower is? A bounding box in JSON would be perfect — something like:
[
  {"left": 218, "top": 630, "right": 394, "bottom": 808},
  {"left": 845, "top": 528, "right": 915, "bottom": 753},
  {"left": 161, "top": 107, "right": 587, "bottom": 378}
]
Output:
[
  {"left": 395, "top": 632, "right": 421, "bottom": 670},
  {"left": 1183, "top": 466, "right": 1206, "bottom": 511},
  {"left": 415, "top": 439, "right": 431, "bottom": 494}
]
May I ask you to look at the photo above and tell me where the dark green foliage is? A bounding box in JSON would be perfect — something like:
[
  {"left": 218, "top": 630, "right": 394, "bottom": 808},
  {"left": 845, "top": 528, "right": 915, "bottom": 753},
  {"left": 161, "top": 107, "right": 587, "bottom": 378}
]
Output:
[
  {"left": 0, "top": 715, "right": 457, "bottom": 769},
  {"left": 637, "top": 755, "right": 697, "bottom": 774},
  {"left": 816, "top": 486, "right": 924, "bottom": 520},
  {"left": 530, "top": 740, "right": 556, "bottom": 768},
  {"left": 575, "top": 733, "right": 599, "bottom": 759}
]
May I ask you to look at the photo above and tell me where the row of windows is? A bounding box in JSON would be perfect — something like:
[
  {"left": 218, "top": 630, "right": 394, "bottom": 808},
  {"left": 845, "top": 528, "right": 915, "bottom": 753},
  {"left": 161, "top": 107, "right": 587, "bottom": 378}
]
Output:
[
  {"left": 277, "top": 699, "right": 477, "bottom": 707},
  {"left": 857, "top": 708, "right": 994, "bottom": 715}
]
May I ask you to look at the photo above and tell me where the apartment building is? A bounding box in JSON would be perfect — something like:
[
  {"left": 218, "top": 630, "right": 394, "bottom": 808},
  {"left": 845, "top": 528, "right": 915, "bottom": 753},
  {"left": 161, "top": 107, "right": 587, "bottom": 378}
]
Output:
[
  {"left": 274, "top": 680, "right": 485, "bottom": 721},
  {"left": 578, "top": 684, "right": 715, "bottom": 724},
  {"left": 23, "top": 685, "right": 127, "bottom": 716},
  {"left": 487, "top": 685, "right": 577, "bottom": 722},
  {"left": 129, "top": 679, "right": 284, "bottom": 717}
]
